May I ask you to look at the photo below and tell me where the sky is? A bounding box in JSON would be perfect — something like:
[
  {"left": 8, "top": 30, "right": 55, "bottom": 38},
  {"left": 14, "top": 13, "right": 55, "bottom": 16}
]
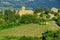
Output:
[{"left": 0, "top": 0, "right": 60, "bottom": 9}]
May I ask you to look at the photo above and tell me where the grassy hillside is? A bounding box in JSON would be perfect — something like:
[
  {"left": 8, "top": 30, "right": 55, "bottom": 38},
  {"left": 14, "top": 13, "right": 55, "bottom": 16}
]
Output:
[{"left": 0, "top": 21, "right": 59, "bottom": 37}]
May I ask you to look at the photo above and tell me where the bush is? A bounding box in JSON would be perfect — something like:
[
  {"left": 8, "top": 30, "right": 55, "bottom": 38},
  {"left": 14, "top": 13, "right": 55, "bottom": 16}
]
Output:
[
  {"left": 42, "top": 31, "right": 55, "bottom": 40},
  {"left": 45, "top": 9, "right": 51, "bottom": 14},
  {"left": 0, "top": 19, "right": 5, "bottom": 25},
  {"left": 52, "top": 17, "right": 57, "bottom": 21},
  {"left": 40, "top": 13, "right": 44, "bottom": 17},
  {"left": 4, "top": 9, "right": 20, "bottom": 23},
  {"left": 0, "top": 36, "right": 41, "bottom": 40},
  {"left": 19, "top": 36, "right": 28, "bottom": 40},
  {"left": 0, "top": 22, "right": 20, "bottom": 30},
  {"left": 34, "top": 8, "right": 43, "bottom": 13},
  {"left": 2, "top": 36, "right": 18, "bottom": 40},
  {"left": 56, "top": 15, "right": 60, "bottom": 26},
  {"left": 19, "top": 36, "right": 41, "bottom": 40},
  {"left": 46, "top": 15, "right": 50, "bottom": 18},
  {"left": 42, "top": 30, "right": 60, "bottom": 40},
  {"left": 54, "top": 30, "right": 60, "bottom": 40},
  {"left": 36, "top": 18, "right": 46, "bottom": 25},
  {"left": 20, "top": 14, "right": 37, "bottom": 24}
]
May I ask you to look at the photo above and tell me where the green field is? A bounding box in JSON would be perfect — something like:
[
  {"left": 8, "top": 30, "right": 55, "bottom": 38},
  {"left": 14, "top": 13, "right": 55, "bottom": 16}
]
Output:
[{"left": 0, "top": 21, "right": 59, "bottom": 37}]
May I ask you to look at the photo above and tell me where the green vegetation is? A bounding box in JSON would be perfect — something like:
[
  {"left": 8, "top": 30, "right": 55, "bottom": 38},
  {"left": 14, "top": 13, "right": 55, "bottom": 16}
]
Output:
[
  {"left": 34, "top": 8, "right": 44, "bottom": 13},
  {"left": 56, "top": 15, "right": 60, "bottom": 26},
  {"left": 0, "top": 30, "right": 60, "bottom": 40},
  {"left": 20, "top": 14, "right": 37, "bottom": 24},
  {"left": 0, "top": 8, "right": 60, "bottom": 40},
  {"left": 0, "top": 36, "right": 41, "bottom": 40},
  {"left": 0, "top": 22, "right": 20, "bottom": 30},
  {"left": 4, "top": 9, "right": 20, "bottom": 23},
  {"left": 45, "top": 9, "right": 51, "bottom": 14},
  {"left": 42, "top": 30, "right": 60, "bottom": 40},
  {"left": 0, "top": 23, "right": 58, "bottom": 36}
]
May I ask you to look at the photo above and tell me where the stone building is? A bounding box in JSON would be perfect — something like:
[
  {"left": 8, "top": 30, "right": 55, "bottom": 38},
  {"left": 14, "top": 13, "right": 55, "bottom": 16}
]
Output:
[
  {"left": 18, "top": 6, "right": 34, "bottom": 16},
  {"left": 51, "top": 7, "right": 58, "bottom": 13}
]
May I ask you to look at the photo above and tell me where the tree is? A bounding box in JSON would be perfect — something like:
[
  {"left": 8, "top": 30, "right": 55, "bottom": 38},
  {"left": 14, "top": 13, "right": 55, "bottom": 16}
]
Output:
[
  {"left": 19, "top": 36, "right": 28, "bottom": 40},
  {"left": 56, "top": 15, "right": 60, "bottom": 26},
  {"left": 40, "top": 13, "right": 44, "bottom": 17},
  {"left": 45, "top": 9, "right": 51, "bottom": 14},
  {"left": 42, "top": 31, "right": 55, "bottom": 40},
  {"left": 34, "top": 8, "right": 43, "bottom": 13},
  {"left": 56, "top": 30, "right": 60, "bottom": 40},
  {"left": 4, "top": 9, "right": 20, "bottom": 23},
  {"left": 46, "top": 14, "right": 50, "bottom": 18},
  {"left": 36, "top": 18, "right": 46, "bottom": 25},
  {"left": 20, "top": 14, "right": 37, "bottom": 24},
  {"left": 53, "top": 30, "right": 60, "bottom": 40},
  {"left": 58, "top": 9, "right": 60, "bottom": 13}
]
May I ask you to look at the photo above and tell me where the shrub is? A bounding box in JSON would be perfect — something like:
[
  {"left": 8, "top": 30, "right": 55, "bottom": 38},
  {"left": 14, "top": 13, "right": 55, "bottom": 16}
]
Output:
[
  {"left": 56, "top": 15, "right": 60, "bottom": 26},
  {"left": 2, "top": 36, "right": 18, "bottom": 40},
  {"left": 45, "top": 9, "right": 51, "bottom": 14},
  {"left": 55, "top": 30, "right": 60, "bottom": 40},
  {"left": 0, "top": 22, "right": 20, "bottom": 30},
  {"left": 19, "top": 36, "right": 41, "bottom": 40},
  {"left": 40, "top": 13, "right": 44, "bottom": 17},
  {"left": 19, "top": 36, "right": 28, "bottom": 40},
  {"left": 36, "top": 18, "right": 46, "bottom": 25},
  {"left": 46, "top": 14, "right": 50, "bottom": 18},
  {"left": 20, "top": 14, "right": 37, "bottom": 24},
  {"left": 58, "top": 9, "right": 60, "bottom": 13},
  {"left": 42, "top": 31, "right": 55, "bottom": 40},
  {"left": 52, "top": 17, "right": 56, "bottom": 21},
  {"left": 0, "top": 19, "right": 5, "bottom": 25},
  {"left": 4, "top": 9, "right": 20, "bottom": 23},
  {"left": 42, "top": 30, "right": 60, "bottom": 40},
  {"left": 0, "top": 14, "right": 3, "bottom": 18},
  {"left": 34, "top": 8, "right": 43, "bottom": 13}
]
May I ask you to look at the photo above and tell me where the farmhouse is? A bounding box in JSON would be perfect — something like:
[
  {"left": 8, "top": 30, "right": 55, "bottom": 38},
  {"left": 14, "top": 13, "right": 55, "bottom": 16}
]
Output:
[{"left": 18, "top": 6, "right": 34, "bottom": 16}]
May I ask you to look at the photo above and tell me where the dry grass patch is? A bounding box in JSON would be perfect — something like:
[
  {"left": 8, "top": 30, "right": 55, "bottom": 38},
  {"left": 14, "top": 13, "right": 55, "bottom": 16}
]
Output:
[{"left": 0, "top": 21, "right": 59, "bottom": 37}]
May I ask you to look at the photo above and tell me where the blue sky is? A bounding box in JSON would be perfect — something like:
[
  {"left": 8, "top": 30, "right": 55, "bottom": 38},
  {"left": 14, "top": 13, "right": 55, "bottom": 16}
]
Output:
[{"left": 0, "top": 0, "right": 60, "bottom": 9}]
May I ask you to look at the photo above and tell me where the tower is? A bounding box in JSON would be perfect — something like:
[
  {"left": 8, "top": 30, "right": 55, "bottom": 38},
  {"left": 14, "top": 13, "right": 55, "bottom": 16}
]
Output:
[{"left": 22, "top": 6, "right": 26, "bottom": 11}]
